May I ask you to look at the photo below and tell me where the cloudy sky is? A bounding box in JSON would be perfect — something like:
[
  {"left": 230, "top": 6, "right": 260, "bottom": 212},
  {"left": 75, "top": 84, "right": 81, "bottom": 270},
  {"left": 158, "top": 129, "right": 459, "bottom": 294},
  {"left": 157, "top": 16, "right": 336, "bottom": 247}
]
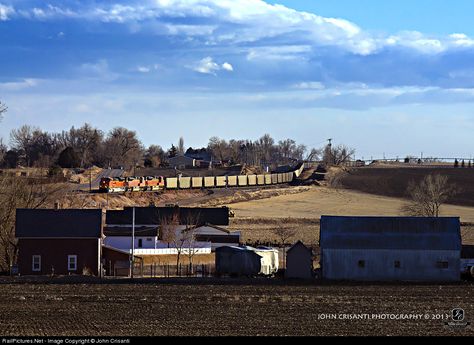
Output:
[{"left": 1, "top": 0, "right": 474, "bottom": 159}]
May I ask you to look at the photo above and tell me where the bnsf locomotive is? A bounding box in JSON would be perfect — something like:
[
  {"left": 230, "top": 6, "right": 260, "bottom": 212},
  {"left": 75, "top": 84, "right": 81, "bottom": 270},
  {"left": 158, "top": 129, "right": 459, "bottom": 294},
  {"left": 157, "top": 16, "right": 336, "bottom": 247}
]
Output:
[{"left": 99, "top": 176, "right": 165, "bottom": 193}]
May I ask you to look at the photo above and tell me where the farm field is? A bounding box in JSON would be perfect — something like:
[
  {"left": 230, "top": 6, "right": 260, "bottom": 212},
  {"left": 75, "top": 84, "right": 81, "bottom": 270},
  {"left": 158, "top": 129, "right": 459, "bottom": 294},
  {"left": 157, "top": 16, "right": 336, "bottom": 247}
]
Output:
[
  {"left": 0, "top": 282, "right": 472, "bottom": 336},
  {"left": 339, "top": 167, "right": 474, "bottom": 207},
  {"left": 225, "top": 186, "right": 474, "bottom": 223}
]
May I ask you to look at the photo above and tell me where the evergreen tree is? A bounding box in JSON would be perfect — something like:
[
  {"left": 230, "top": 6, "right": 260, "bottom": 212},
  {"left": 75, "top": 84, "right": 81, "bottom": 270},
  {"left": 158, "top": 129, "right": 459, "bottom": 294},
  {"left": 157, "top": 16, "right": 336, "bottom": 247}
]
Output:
[{"left": 168, "top": 144, "right": 178, "bottom": 158}]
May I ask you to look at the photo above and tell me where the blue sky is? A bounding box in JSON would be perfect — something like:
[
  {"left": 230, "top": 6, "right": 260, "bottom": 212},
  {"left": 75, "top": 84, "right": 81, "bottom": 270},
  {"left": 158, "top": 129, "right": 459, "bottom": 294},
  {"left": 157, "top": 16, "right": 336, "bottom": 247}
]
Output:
[{"left": 1, "top": 0, "right": 474, "bottom": 159}]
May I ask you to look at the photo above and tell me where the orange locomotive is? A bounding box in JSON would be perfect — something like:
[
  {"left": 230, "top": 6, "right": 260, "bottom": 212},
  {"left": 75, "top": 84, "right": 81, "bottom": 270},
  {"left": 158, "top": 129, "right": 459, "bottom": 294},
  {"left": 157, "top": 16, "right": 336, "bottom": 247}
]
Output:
[{"left": 99, "top": 176, "right": 165, "bottom": 193}]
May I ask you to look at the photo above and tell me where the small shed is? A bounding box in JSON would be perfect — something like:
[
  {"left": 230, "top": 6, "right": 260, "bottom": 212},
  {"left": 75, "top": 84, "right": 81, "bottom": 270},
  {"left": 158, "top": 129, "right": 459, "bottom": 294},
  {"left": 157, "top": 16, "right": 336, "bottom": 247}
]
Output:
[
  {"left": 285, "top": 241, "right": 313, "bottom": 279},
  {"left": 253, "top": 246, "right": 279, "bottom": 275},
  {"left": 215, "top": 245, "right": 278, "bottom": 276},
  {"left": 215, "top": 246, "right": 262, "bottom": 276}
]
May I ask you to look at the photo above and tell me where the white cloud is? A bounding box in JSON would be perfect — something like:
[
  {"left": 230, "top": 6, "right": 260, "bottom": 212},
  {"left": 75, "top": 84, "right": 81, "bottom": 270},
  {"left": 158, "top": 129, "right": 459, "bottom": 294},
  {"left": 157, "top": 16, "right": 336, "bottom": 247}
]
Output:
[
  {"left": 292, "top": 82, "right": 325, "bottom": 90},
  {"left": 0, "top": 79, "right": 39, "bottom": 91},
  {"left": 246, "top": 45, "right": 312, "bottom": 60},
  {"left": 0, "top": 4, "right": 14, "bottom": 20},
  {"left": 449, "top": 33, "right": 474, "bottom": 47},
  {"left": 80, "top": 59, "right": 118, "bottom": 81},
  {"left": 191, "top": 57, "right": 233, "bottom": 75},
  {"left": 136, "top": 66, "right": 151, "bottom": 73},
  {"left": 221, "top": 62, "right": 233, "bottom": 71},
  {"left": 7, "top": 1, "right": 474, "bottom": 56}
]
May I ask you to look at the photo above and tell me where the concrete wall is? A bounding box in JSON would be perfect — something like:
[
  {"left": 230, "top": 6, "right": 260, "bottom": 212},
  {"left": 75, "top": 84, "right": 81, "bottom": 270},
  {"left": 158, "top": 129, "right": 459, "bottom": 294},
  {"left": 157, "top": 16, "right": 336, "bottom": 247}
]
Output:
[{"left": 321, "top": 249, "right": 460, "bottom": 281}]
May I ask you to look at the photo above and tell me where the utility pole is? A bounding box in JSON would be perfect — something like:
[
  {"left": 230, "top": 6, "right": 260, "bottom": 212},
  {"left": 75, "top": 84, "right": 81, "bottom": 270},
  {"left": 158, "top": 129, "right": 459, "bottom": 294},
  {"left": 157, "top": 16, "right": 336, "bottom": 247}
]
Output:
[
  {"left": 130, "top": 207, "right": 135, "bottom": 278},
  {"left": 89, "top": 170, "right": 92, "bottom": 193}
]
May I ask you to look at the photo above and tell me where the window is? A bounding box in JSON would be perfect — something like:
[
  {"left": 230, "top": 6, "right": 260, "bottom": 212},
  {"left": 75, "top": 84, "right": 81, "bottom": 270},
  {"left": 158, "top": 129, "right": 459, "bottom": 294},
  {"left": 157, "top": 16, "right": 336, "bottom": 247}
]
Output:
[
  {"left": 32, "top": 255, "right": 41, "bottom": 272},
  {"left": 436, "top": 261, "right": 449, "bottom": 269},
  {"left": 68, "top": 255, "right": 77, "bottom": 271},
  {"left": 146, "top": 238, "right": 152, "bottom": 242},
  {"left": 358, "top": 260, "right": 365, "bottom": 268},
  {"left": 138, "top": 239, "right": 143, "bottom": 248},
  {"left": 394, "top": 261, "right": 401, "bottom": 269}
]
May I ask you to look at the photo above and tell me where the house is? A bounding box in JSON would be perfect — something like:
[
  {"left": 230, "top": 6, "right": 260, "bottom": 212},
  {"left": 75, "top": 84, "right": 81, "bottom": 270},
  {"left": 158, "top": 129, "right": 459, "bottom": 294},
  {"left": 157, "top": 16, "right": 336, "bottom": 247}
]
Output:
[
  {"left": 104, "top": 206, "right": 235, "bottom": 250},
  {"left": 285, "top": 241, "right": 313, "bottom": 279},
  {"left": 192, "top": 225, "right": 240, "bottom": 250},
  {"left": 103, "top": 222, "right": 239, "bottom": 253},
  {"left": 320, "top": 216, "right": 462, "bottom": 282},
  {"left": 15, "top": 209, "right": 103, "bottom": 276},
  {"left": 168, "top": 155, "right": 196, "bottom": 169},
  {"left": 103, "top": 206, "right": 237, "bottom": 262},
  {"left": 184, "top": 148, "right": 212, "bottom": 168},
  {"left": 215, "top": 245, "right": 278, "bottom": 276}
]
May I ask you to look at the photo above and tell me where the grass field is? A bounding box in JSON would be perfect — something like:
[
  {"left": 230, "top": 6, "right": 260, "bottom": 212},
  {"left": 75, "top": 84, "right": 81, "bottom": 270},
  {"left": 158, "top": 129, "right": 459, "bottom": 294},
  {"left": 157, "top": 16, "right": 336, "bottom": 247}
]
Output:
[{"left": 0, "top": 281, "right": 472, "bottom": 336}]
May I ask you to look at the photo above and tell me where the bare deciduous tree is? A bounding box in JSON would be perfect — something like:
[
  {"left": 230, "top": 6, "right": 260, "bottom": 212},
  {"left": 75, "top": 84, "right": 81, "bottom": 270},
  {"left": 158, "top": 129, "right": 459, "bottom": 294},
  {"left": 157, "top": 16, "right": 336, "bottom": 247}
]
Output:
[
  {"left": 401, "top": 174, "right": 457, "bottom": 217},
  {"left": 272, "top": 220, "right": 297, "bottom": 268},
  {"left": 0, "top": 174, "right": 66, "bottom": 271},
  {"left": 323, "top": 144, "right": 355, "bottom": 166},
  {"left": 160, "top": 212, "right": 186, "bottom": 275},
  {"left": 0, "top": 101, "right": 7, "bottom": 121},
  {"left": 103, "top": 127, "right": 144, "bottom": 169}
]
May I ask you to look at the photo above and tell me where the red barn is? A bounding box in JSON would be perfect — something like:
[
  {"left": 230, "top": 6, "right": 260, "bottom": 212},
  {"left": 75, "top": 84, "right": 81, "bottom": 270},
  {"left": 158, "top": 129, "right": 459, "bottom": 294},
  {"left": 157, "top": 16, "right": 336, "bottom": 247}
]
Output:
[{"left": 16, "top": 209, "right": 103, "bottom": 276}]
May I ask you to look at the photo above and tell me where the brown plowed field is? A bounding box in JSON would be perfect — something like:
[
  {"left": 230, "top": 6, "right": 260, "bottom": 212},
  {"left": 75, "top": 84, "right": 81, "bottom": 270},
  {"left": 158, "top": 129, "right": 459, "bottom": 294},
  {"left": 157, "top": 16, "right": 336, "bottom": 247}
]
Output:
[
  {"left": 340, "top": 167, "right": 474, "bottom": 207},
  {"left": 0, "top": 281, "right": 473, "bottom": 336}
]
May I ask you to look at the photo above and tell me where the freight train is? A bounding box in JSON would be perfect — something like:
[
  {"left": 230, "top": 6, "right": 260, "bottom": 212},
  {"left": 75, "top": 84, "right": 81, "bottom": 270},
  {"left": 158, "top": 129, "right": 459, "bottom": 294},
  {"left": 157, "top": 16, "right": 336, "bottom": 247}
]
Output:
[{"left": 99, "top": 164, "right": 305, "bottom": 193}]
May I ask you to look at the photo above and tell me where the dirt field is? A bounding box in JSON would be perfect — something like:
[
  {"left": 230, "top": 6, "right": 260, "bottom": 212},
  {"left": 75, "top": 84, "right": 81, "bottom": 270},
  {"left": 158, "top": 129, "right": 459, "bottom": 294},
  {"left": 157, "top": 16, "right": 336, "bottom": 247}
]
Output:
[
  {"left": 340, "top": 167, "right": 474, "bottom": 207},
  {"left": 0, "top": 281, "right": 472, "bottom": 336},
  {"left": 224, "top": 186, "right": 474, "bottom": 222}
]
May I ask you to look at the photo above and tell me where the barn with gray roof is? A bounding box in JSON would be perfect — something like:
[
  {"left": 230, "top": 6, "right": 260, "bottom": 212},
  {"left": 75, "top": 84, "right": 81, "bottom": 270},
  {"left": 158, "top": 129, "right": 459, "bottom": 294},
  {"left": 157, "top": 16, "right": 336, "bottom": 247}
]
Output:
[{"left": 319, "top": 216, "right": 461, "bottom": 282}]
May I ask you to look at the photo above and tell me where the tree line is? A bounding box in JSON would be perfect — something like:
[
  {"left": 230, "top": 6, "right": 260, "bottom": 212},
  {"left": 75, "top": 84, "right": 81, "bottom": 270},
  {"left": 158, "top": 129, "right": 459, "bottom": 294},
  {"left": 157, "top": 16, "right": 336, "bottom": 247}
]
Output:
[{"left": 0, "top": 123, "right": 354, "bottom": 171}]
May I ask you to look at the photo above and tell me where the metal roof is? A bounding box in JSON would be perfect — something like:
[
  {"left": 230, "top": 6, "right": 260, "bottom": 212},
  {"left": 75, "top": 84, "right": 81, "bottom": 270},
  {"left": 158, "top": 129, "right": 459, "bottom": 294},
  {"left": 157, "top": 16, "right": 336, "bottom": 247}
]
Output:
[
  {"left": 106, "top": 206, "right": 229, "bottom": 226},
  {"left": 287, "top": 240, "right": 312, "bottom": 254},
  {"left": 16, "top": 209, "right": 102, "bottom": 238},
  {"left": 320, "top": 216, "right": 461, "bottom": 251}
]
